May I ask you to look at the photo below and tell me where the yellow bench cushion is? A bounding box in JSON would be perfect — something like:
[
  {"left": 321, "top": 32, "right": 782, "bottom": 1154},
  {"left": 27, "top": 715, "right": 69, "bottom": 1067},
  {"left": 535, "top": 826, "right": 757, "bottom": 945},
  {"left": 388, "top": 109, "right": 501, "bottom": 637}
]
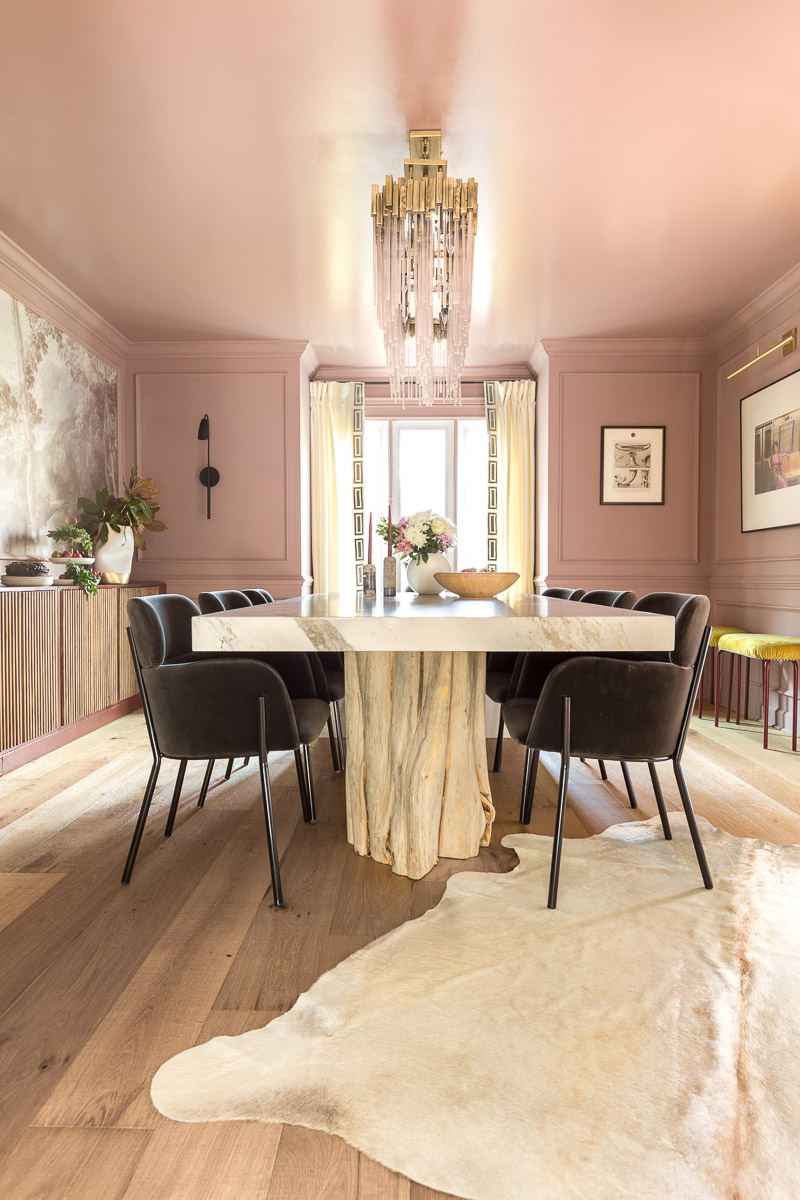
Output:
[
  {"left": 717, "top": 633, "right": 800, "bottom": 661},
  {"left": 709, "top": 625, "right": 747, "bottom": 648}
]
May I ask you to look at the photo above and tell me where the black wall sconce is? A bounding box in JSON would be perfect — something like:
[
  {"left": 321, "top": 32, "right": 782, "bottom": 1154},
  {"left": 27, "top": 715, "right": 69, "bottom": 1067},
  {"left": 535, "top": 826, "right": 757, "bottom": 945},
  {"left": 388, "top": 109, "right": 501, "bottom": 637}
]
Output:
[{"left": 197, "top": 413, "right": 220, "bottom": 519}]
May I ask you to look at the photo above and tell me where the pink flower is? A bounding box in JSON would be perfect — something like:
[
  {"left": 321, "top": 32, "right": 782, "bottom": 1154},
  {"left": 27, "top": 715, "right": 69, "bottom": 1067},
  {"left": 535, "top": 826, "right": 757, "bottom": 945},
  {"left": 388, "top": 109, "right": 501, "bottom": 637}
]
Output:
[{"left": 397, "top": 538, "right": 413, "bottom": 554}]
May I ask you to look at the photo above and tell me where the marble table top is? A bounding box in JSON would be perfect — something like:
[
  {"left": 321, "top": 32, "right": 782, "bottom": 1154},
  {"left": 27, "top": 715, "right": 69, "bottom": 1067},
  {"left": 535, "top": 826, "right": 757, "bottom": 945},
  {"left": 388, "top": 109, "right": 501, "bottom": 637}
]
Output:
[{"left": 192, "top": 592, "right": 675, "bottom": 655}]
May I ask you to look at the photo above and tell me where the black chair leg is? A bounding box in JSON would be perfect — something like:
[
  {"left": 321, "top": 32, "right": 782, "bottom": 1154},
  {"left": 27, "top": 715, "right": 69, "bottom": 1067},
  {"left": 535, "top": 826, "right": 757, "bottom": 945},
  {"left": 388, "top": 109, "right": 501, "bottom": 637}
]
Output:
[
  {"left": 243, "top": 757, "right": 250, "bottom": 767},
  {"left": 648, "top": 761, "right": 672, "bottom": 840},
  {"left": 493, "top": 713, "right": 504, "bottom": 773},
  {"left": 547, "top": 697, "right": 571, "bottom": 909},
  {"left": 122, "top": 756, "right": 162, "bottom": 884},
  {"left": 302, "top": 743, "right": 317, "bottom": 822},
  {"left": 294, "top": 748, "right": 312, "bottom": 822},
  {"left": 332, "top": 700, "right": 345, "bottom": 769},
  {"left": 521, "top": 748, "right": 540, "bottom": 825},
  {"left": 197, "top": 759, "right": 215, "bottom": 808},
  {"left": 598, "top": 759, "right": 608, "bottom": 781},
  {"left": 225, "top": 758, "right": 234, "bottom": 780},
  {"left": 258, "top": 698, "right": 284, "bottom": 908},
  {"left": 164, "top": 759, "right": 188, "bottom": 837},
  {"left": 673, "top": 760, "right": 713, "bottom": 890},
  {"left": 620, "top": 761, "right": 638, "bottom": 809},
  {"left": 327, "top": 714, "right": 341, "bottom": 772}
]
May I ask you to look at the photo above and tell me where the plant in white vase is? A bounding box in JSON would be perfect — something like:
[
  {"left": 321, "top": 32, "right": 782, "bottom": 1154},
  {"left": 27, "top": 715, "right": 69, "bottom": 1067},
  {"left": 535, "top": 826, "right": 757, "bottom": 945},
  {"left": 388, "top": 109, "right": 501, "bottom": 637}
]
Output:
[
  {"left": 78, "top": 467, "right": 167, "bottom": 583},
  {"left": 377, "top": 509, "right": 457, "bottom": 594}
]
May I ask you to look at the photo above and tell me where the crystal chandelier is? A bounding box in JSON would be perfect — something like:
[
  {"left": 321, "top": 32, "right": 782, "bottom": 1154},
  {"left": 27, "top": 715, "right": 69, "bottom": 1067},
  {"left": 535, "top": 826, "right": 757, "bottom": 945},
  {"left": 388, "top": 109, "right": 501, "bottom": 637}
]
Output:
[{"left": 371, "top": 130, "right": 478, "bottom": 405}]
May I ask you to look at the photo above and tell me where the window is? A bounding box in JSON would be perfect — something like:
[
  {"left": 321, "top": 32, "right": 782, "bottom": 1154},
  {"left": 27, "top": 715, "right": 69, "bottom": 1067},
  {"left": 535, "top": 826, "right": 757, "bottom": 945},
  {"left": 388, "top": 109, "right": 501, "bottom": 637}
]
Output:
[{"left": 363, "top": 417, "right": 489, "bottom": 571}]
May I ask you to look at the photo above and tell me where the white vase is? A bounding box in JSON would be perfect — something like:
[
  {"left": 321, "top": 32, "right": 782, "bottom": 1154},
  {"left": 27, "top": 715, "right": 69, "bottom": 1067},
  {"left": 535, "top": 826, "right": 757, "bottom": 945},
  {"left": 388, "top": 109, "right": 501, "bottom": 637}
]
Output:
[
  {"left": 406, "top": 553, "right": 452, "bottom": 595},
  {"left": 94, "top": 525, "right": 134, "bottom": 584}
]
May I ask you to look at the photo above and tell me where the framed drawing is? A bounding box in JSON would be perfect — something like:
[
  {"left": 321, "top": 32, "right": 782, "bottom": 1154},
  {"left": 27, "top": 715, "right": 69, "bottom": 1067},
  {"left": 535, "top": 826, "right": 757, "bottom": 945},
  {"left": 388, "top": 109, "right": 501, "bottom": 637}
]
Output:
[
  {"left": 741, "top": 368, "right": 800, "bottom": 532},
  {"left": 600, "top": 426, "right": 665, "bottom": 505}
]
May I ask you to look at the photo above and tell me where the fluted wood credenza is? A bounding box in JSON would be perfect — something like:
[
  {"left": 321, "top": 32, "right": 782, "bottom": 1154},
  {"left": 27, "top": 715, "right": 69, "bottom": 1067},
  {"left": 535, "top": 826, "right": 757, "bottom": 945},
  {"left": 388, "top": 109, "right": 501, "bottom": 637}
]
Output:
[{"left": 0, "top": 582, "right": 163, "bottom": 774}]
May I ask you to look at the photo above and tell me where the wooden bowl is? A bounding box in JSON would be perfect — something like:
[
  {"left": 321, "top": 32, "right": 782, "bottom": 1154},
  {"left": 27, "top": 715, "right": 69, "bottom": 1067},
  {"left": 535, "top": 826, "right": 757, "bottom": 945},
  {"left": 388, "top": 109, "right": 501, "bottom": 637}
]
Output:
[{"left": 434, "top": 571, "right": 520, "bottom": 598}]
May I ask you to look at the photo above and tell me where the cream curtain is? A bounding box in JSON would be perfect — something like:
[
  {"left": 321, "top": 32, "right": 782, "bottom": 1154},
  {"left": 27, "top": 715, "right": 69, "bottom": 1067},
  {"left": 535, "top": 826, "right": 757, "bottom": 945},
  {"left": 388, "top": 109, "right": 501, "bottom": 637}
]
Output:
[
  {"left": 489, "top": 379, "right": 536, "bottom": 591},
  {"left": 310, "top": 381, "right": 357, "bottom": 593}
]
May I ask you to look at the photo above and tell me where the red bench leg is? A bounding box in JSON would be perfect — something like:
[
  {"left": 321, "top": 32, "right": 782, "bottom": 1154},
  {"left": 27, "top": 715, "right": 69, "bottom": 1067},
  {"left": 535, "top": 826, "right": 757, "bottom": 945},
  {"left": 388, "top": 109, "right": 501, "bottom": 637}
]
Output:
[
  {"left": 793, "top": 661, "right": 798, "bottom": 753},
  {"left": 735, "top": 655, "right": 742, "bottom": 725},
  {"left": 744, "top": 659, "right": 750, "bottom": 721}
]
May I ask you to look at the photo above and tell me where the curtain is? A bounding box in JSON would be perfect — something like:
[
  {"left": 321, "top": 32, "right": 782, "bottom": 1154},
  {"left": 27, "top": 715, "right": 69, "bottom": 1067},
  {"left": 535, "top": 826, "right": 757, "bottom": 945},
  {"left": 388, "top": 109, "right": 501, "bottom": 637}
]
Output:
[
  {"left": 310, "top": 381, "right": 360, "bottom": 593},
  {"left": 485, "top": 379, "right": 536, "bottom": 592}
]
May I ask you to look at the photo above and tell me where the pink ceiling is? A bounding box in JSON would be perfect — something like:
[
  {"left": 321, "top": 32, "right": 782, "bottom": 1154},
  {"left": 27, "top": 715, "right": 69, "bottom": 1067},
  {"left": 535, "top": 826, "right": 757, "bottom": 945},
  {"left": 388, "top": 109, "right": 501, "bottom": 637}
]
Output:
[{"left": 2, "top": 0, "right": 800, "bottom": 366}]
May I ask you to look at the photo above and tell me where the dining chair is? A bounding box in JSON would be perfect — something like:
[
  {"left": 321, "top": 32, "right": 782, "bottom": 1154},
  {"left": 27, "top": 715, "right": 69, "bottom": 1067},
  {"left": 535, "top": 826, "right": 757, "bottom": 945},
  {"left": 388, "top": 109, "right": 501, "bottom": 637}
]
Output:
[
  {"left": 240, "top": 588, "right": 346, "bottom": 772},
  {"left": 502, "top": 592, "right": 712, "bottom": 907},
  {"left": 124, "top": 594, "right": 330, "bottom": 907},
  {"left": 541, "top": 586, "right": 586, "bottom": 601}
]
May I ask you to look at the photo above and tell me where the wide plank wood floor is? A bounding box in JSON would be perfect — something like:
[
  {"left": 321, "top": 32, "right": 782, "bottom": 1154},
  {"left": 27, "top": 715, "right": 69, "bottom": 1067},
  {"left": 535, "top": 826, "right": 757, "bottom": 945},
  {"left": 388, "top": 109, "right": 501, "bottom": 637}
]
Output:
[{"left": 0, "top": 704, "right": 798, "bottom": 1199}]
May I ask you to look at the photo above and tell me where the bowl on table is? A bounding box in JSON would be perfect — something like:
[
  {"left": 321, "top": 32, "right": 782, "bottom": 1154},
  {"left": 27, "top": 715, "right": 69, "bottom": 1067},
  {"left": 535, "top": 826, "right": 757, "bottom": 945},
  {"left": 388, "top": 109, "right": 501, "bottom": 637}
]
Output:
[
  {"left": 434, "top": 571, "right": 520, "bottom": 598},
  {"left": 2, "top": 560, "right": 54, "bottom": 586}
]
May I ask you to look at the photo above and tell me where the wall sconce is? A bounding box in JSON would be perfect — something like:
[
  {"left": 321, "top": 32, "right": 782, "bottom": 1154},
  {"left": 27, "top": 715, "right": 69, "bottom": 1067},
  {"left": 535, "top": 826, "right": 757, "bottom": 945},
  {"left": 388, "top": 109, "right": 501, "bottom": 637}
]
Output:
[
  {"left": 727, "top": 329, "right": 797, "bottom": 380},
  {"left": 197, "top": 414, "right": 220, "bottom": 519}
]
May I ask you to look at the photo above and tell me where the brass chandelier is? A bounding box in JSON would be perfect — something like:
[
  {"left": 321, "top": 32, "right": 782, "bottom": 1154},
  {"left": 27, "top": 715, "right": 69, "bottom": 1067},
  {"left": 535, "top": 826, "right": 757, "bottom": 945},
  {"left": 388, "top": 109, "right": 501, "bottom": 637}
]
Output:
[{"left": 371, "top": 130, "right": 478, "bottom": 405}]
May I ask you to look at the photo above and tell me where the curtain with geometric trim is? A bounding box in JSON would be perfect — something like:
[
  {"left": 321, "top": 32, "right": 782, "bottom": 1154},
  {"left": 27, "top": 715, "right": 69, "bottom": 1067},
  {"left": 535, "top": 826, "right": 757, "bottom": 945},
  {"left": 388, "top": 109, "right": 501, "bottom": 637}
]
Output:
[
  {"left": 310, "top": 381, "right": 365, "bottom": 593},
  {"left": 484, "top": 379, "right": 536, "bottom": 591}
]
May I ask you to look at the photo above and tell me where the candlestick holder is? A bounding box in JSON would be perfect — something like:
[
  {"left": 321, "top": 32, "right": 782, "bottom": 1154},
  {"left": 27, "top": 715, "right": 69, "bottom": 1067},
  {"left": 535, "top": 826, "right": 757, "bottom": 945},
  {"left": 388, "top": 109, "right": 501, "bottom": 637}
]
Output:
[
  {"left": 382, "top": 556, "right": 396, "bottom": 597},
  {"left": 363, "top": 562, "right": 377, "bottom": 599}
]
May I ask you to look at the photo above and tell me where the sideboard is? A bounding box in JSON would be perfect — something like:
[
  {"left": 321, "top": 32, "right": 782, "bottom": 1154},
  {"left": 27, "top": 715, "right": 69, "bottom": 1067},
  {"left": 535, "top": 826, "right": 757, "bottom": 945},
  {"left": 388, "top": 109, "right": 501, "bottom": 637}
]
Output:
[{"left": 0, "top": 582, "right": 164, "bottom": 774}]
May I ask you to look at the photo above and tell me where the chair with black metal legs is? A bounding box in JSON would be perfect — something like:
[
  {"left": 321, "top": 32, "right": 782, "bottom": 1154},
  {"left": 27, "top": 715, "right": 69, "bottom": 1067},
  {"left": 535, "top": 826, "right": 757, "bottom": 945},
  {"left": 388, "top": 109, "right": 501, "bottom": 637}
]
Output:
[
  {"left": 240, "top": 588, "right": 346, "bottom": 772},
  {"left": 541, "top": 586, "right": 586, "bottom": 601},
  {"left": 502, "top": 592, "right": 712, "bottom": 908},
  {"left": 503, "top": 590, "right": 638, "bottom": 807},
  {"left": 124, "top": 595, "right": 330, "bottom": 906}
]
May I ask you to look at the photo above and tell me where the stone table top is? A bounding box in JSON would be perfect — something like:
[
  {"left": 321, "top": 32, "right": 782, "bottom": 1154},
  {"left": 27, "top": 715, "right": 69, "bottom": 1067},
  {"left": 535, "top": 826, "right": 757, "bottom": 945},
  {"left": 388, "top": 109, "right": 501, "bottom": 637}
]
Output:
[{"left": 192, "top": 592, "right": 675, "bottom": 655}]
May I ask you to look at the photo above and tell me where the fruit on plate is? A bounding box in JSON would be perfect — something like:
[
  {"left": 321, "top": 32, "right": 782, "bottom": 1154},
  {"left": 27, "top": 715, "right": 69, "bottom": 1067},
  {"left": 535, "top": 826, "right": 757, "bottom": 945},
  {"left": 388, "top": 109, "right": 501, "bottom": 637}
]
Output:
[{"left": 4, "top": 560, "right": 50, "bottom": 576}]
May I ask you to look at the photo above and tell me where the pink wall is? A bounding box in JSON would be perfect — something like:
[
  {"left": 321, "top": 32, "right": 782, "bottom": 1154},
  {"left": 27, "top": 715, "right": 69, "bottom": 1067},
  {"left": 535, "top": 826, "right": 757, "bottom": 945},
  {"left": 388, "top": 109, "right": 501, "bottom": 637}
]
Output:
[
  {"left": 122, "top": 341, "right": 314, "bottom": 599},
  {"left": 537, "top": 340, "right": 714, "bottom": 599}
]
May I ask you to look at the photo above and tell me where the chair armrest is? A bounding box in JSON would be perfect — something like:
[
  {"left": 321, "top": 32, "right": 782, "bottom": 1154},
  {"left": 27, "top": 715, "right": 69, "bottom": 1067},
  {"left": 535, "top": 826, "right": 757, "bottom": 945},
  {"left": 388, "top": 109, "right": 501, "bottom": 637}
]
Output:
[
  {"left": 307, "top": 652, "right": 331, "bottom": 702},
  {"left": 526, "top": 656, "right": 693, "bottom": 761},
  {"left": 142, "top": 658, "right": 301, "bottom": 758}
]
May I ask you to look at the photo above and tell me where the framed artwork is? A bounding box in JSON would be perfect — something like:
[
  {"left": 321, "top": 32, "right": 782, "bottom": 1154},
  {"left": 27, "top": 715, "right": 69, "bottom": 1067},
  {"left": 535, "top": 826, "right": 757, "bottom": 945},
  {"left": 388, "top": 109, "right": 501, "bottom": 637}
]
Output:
[
  {"left": 600, "top": 426, "right": 665, "bottom": 505},
  {"left": 741, "top": 368, "right": 800, "bottom": 532}
]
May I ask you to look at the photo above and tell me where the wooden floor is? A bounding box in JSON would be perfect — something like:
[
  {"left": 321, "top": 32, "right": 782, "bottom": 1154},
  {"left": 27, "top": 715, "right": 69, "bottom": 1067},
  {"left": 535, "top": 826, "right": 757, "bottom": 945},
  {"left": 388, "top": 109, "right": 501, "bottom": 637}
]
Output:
[{"left": 0, "top": 705, "right": 799, "bottom": 1199}]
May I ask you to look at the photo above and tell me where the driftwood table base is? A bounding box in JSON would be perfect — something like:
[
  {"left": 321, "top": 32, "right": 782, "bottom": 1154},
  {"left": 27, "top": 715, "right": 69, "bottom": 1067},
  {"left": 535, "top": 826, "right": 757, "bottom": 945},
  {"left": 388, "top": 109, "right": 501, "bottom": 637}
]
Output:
[{"left": 344, "top": 650, "right": 494, "bottom": 879}]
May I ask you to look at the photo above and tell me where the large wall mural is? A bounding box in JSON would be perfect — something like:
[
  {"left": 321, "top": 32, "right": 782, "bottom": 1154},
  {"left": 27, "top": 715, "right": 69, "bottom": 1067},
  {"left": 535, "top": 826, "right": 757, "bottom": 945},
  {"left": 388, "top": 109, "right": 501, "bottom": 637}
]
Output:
[{"left": 0, "top": 287, "right": 118, "bottom": 557}]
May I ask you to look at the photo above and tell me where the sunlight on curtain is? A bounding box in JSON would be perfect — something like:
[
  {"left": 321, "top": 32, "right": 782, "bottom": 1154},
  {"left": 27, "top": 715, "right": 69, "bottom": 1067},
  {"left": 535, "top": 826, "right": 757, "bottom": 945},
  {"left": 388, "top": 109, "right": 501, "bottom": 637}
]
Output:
[
  {"left": 491, "top": 379, "right": 536, "bottom": 591},
  {"left": 310, "top": 381, "right": 356, "bottom": 593}
]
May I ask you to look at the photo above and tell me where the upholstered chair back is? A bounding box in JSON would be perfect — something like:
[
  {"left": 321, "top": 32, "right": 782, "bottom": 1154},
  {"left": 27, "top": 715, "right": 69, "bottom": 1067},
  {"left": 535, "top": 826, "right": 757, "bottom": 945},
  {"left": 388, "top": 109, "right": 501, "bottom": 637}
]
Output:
[
  {"left": 197, "top": 590, "right": 253, "bottom": 614},
  {"left": 633, "top": 593, "right": 710, "bottom": 667},
  {"left": 541, "top": 587, "right": 585, "bottom": 601},
  {"left": 127, "top": 594, "right": 201, "bottom": 668},
  {"left": 581, "top": 589, "right": 636, "bottom": 609},
  {"left": 243, "top": 589, "right": 275, "bottom": 605}
]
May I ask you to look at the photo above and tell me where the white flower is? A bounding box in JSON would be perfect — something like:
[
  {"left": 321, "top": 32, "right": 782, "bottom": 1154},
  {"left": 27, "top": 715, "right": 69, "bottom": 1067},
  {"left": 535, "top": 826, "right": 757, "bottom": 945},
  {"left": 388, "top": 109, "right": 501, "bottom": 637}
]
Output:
[{"left": 430, "top": 517, "right": 446, "bottom": 535}]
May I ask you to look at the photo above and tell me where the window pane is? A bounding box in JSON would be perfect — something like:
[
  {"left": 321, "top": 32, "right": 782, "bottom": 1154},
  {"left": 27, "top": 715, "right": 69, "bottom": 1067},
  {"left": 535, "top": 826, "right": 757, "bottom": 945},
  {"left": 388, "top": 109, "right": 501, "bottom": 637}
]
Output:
[
  {"left": 456, "top": 421, "right": 489, "bottom": 570},
  {"left": 394, "top": 425, "right": 450, "bottom": 519}
]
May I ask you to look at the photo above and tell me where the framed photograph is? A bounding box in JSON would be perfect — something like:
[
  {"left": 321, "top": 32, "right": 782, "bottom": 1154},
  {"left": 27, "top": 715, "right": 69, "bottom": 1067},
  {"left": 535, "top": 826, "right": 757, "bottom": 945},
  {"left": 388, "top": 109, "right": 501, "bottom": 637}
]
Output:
[
  {"left": 741, "top": 368, "right": 800, "bottom": 532},
  {"left": 600, "top": 426, "right": 665, "bottom": 505}
]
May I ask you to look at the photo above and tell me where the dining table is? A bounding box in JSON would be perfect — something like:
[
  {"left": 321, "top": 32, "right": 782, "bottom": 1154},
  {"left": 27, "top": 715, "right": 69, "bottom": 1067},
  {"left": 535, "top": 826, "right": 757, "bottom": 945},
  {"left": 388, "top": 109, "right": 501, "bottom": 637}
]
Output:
[{"left": 192, "top": 591, "right": 675, "bottom": 879}]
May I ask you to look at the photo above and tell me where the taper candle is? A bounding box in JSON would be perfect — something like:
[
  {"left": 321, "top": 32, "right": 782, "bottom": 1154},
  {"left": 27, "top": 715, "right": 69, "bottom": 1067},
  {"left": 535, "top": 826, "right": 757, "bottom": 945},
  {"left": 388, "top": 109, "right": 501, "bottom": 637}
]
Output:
[
  {"left": 367, "top": 512, "right": 373, "bottom": 565},
  {"left": 383, "top": 501, "right": 396, "bottom": 597}
]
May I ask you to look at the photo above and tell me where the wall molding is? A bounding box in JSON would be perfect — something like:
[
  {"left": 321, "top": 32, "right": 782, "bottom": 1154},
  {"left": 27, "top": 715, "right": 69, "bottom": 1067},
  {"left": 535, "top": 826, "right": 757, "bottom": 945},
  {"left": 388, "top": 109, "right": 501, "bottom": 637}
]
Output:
[
  {"left": 311, "top": 363, "right": 532, "bottom": 384},
  {"left": 0, "top": 231, "right": 130, "bottom": 364},
  {"left": 540, "top": 336, "right": 709, "bottom": 358},
  {"left": 127, "top": 338, "right": 311, "bottom": 360},
  {"left": 708, "top": 259, "right": 800, "bottom": 354}
]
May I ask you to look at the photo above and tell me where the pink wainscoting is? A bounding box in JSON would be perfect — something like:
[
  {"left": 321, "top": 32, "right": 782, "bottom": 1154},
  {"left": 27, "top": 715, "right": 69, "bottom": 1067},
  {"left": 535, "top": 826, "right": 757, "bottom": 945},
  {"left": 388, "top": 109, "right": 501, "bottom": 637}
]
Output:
[
  {"left": 537, "top": 341, "right": 715, "bottom": 600},
  {"left": 122, "top": 342, "right": 313, "bottom": 599}
]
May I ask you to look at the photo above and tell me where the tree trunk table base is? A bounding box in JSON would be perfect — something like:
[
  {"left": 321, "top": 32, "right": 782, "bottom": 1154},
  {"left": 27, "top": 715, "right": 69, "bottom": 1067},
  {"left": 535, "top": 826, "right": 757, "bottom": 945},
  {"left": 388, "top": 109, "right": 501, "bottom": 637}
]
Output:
[{"left": 344, "top": 650, "right": 494, "bottom": 879}]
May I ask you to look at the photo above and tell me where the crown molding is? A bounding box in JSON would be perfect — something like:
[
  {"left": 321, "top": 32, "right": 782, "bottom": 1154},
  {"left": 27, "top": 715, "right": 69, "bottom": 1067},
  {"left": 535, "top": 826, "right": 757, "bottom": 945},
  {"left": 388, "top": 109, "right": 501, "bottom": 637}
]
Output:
[
  {"left": 0, "top": 231, "right": 131, "bottom": 363},
  {"left": 300, "top": 342, "right": 319, "bottom": 376},
  {"left": 539, "top": 336, "right": 710, "bottom": 357},
  {"left": 708, "top": 259, "right": 800, "bottom": 353},
  {"left": 126, "top": 338, "right": 312, "bottom": 360},
  {"left": 312, "top": 363, "right": 531, "bottom": 383},
  {"left": 528, "top": 342, "right": 549, "bottom": 374}
]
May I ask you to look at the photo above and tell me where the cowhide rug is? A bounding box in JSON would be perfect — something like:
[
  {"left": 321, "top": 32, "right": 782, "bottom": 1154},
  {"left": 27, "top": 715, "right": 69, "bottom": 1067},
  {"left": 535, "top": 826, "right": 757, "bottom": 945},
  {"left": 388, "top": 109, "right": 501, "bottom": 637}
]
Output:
[{"left": 152, "top": 817, "right": 800, "bottom": 1200}]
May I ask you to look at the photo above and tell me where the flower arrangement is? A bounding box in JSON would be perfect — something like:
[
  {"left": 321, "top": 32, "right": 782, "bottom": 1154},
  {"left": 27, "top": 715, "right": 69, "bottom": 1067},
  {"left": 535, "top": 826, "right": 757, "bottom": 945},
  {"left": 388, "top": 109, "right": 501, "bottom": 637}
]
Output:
[
  {"left": 376, "top": 509, "right": 457, "bottom": 565},
  {"left": 78, "top": 467, "right": 166, "bottom": 551}
]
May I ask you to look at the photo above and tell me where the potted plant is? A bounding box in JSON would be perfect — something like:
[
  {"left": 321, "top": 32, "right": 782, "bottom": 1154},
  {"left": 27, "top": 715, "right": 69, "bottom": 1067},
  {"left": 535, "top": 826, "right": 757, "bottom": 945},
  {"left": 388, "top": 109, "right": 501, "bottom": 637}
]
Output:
[
  {"left": 47, "top": 523, "right": 102, "bottom": 595},
  {"left": 376, "top": 509, "right": 457, "bottom": 594},
  {"left": 78, "top": 467, "right": 167, "bottom": 583}
]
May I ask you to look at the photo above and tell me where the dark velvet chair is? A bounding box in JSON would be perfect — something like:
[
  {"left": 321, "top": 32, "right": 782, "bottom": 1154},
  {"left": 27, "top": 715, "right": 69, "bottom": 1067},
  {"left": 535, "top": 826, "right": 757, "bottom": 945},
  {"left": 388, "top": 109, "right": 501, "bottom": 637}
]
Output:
[
  {"left": 235, "top": 588, "right": 346, "bottom": 773},
  {"left": 501, "top": 592, "right": 713, "bottom": 908},
  {"left": 123, "top": 594, "right": 330, "bottom": 907},
  {"left": 541, "top": 586, "right": 586, "bottom": 601}
]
